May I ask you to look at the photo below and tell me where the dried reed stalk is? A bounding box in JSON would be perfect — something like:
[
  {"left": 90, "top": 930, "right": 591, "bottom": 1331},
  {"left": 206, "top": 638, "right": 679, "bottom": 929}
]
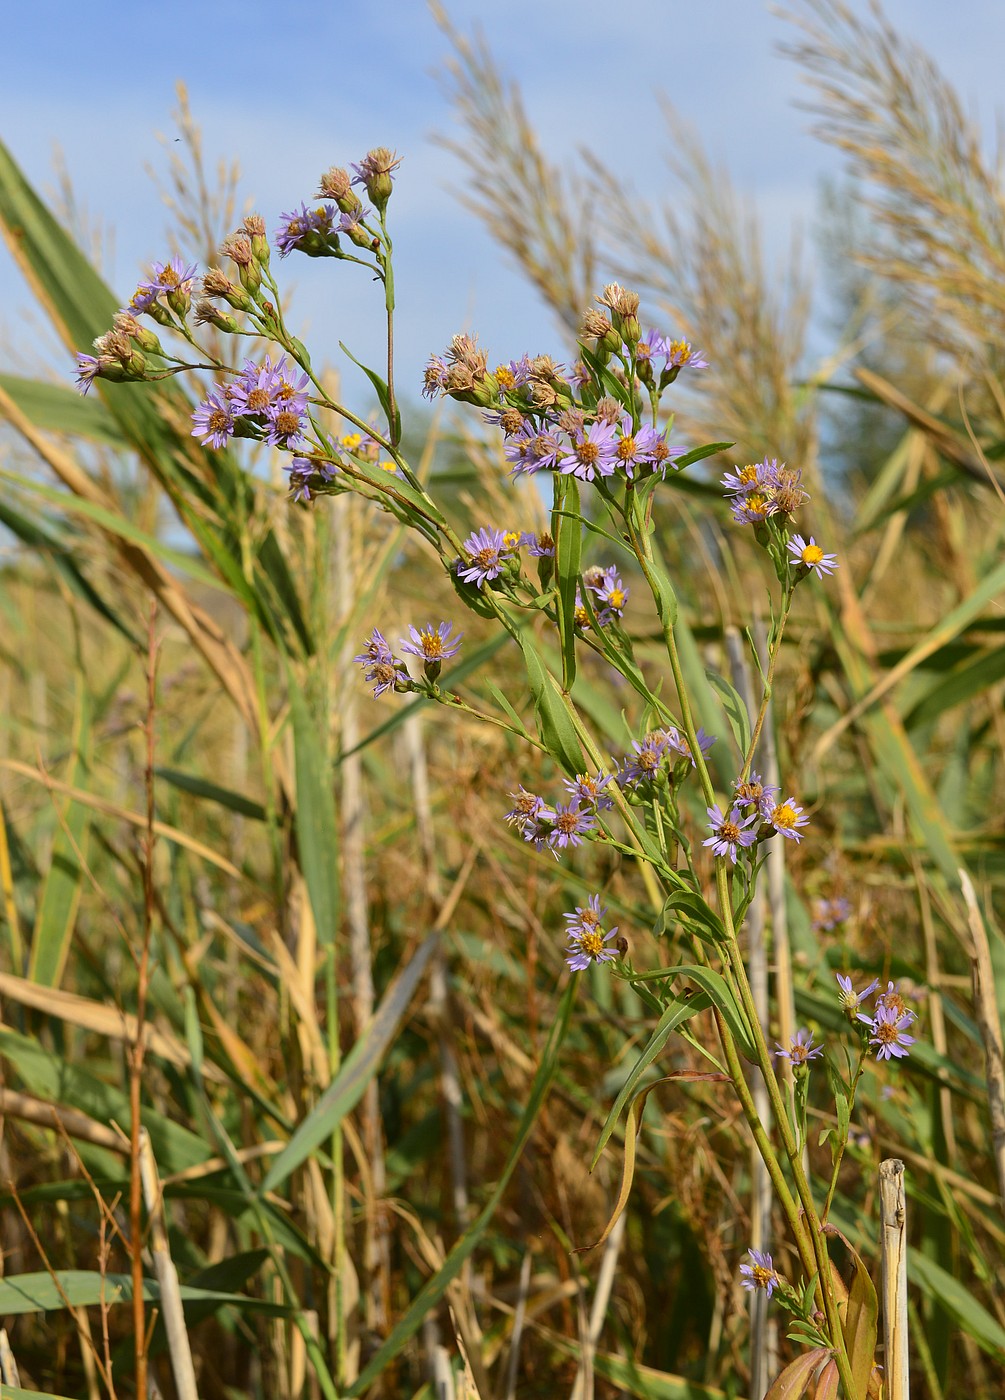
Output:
[
  {"left": 879, "top": 1158, "right": 910, "bottom": 1400},
  {"left": 958, "top": 870, "right": 1005, "bottom": 1215},
  {"left": 138, "top": 1128, "right": 200, "bottom": 1400}
]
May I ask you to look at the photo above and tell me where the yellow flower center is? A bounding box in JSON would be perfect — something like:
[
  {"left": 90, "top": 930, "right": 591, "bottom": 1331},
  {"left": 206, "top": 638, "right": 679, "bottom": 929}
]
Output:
[
  {"left": 503, "top": 530, "right": 521, "bottom": 550},
  {"left": 802, "top": 544, "right": 823, "bottom": 565},
  {"left": 495, "top": 365, "right": 515, "bottom": 389},
  {"left": 246, "top": 388, "right": 270, "bottom": 412},
  {"left": 720, "top": 820, "right": 740, "bottom": 842},
  {"left": 576, "top": 930, "right": 604, "bottom": 957},
  {"left": 772, "top": 803, "right": 798, "bottom": 830},
  {"left": 418, "top": 630, "right": 443, "bottom": 657},
  {"left": 341, "top": 433, "right": 363, "bottom": 450},
  {"left": 738, "top": 465, "right": 759, "bottom": 486},
  {"left": 617, "top": 436, "right": 637, "bottom": 460},
  {"left": 379, "top": 459, "right": 397, "bottom": 472},
  {"left": 607, "top": 589, "right": 626, "bottom": 609},
  {"left": 751, "top": 1264, "right": 775, "bottom": 1289},
  {"left": 577, "top": 439, "right": 599, "bottom": 464}
]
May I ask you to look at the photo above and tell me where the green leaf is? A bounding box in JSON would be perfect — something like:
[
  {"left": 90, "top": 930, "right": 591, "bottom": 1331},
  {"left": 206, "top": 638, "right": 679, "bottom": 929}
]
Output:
[
  {"left": 904, "top": 645, "right": 1005, "bottom": 729},
  {"left": 27, "top": 680, "right": 92, "bottom": 987},
  {"left": 0, "top": 1269, "right": 293, "bottom": 1318},
  {"left": 672, "top": 441, "right": 733, "bottom": 471},
  {"left": 669, "top": 964, "right": 756, "bottom": 1060},
  {"left": 657, "top": 891, "right": 728, "bottom": 946},
  {"left": 261, "top": 931, "right": 440, "bottom": 1193},
  {"left": 909, "top": 1249, "right": 1005, "bottom": 1359},
  {"left": 154, "top": 767, "right": 267, "bottom": 822},
  {"left": 517, "top": 633, "right": 584, "bottom": 775},
  {"left": 0, "top": 1026, "right": 209, "bottom": 1173},
  {"left": 705, "top": 668, "right": 751, "bottom": 760},
  {"left": 591, "top": 993, "right": 710, "bottom": 1168},
  {"left": 338, "top": 339, "right": 402, "bottom": 444},
  {"left": 554, "top": 475, "right": 582, "bottom": 690},
  {"left": 0, "top": 372, "right": 126, "bottom": 446},
  {"left": 346, "top": 977, "right": 576, "bottom": 1396},
  {"left": 288, "top": 673, "right": 340, "bottom": 944},
  {"left": 0, "top": 494, "right": 139, "bottom": 646}
]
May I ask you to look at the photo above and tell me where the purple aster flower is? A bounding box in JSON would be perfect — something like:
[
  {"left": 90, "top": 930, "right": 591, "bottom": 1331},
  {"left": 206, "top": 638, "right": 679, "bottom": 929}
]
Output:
[
  {"left": 721, "top": 459, "right": 781, "bottom": 496},
  {"left": 563, "top": 894, "right": 619, "bottom": 971},
  {"left": 703, "top": 804, "right": 759, "bottom": 863},
  {"left": 422, "top": 355, "right": 448, "bottom": 400},
  {"left": 350, "top": 148, "right": 401, "bottom": 190},
  {"left": 767, "top": 797, "right": 810, "bottom": 843},
  {"left": 353, "top": 629, "right": 394, "bottom": 666},
  {"left": 813, "top": 897, "right": 852, "bottom": 931},
  {"left": 191, "top": 390, "right": 237, "bottom": 449},
  {"left": 352, "top": 630, "right": 408, "bottom": 697},
  {"left": 505, "top": 422, "right": 565, "bottom": 477},
  {"left": 788, "top": 535, "right": 839, "bottom": 579},
  {"left": 775, "top": 1027, "right": 824, "bottom": 1064},
  {"left": 559, "top": 420, "right": 619, "bottom": 482},
  {"left": 562, "top": 772, "right": 615, "bottom": 811},
  {"left": 836, "top": 973, "right": 881, "bottom": 1021},
  {"left": 589, "top": 567, "right": 629, "bottom": 625},
  {"left": 544, "top": 799, "right": 596, "bottom": 851},
  {"left": 739, "top": 1250, "right": 780, "bottom": 1299},
  {"left": 730, "top": 491, "right": 776, "bottom": 525},
  {"left": 399, "top": 622, "right": 463, "bottom": 663},
  {"left": 873, "top": 981, "right": 918, "bottom": 1025},
  {"left": 143, "top": 255, "right": 198, "bottom": 297},
  {"left": 504, "top": 786, "right": 546, "bottom": 832},
  {"left": 618, "top": 732, "right": 670, "bottom": 786},
  {"left": 264, "top": 402, "right": 308, "bottom": 448},
  {"left": 274, "top": 202, "right": 338, "bottom": 256},
  {"left": 519, "top": 530, "right": 556, "bottom": 558},
  {"left": 121, "top": 284, "right": 161, "bottom": 317},
  {"left": 663, "top": 338, "right": 708, "bottom": 371},
  {"left": 733, "top": 771, "right": 779, "bottom": 819},
  {"left": 665, "top": 727, "right": 717, "bottom": 769},
  {"left": 286, "top": 461, "right": 315, "bottom": 504},
  {"left": 458, "top": 527, "right": 509, "bottom": 588},
  {"left": 74, "top": 353, "right": 102, "bottom": 395},
  {"left": 863, "top": 1004, "right": 916, "bottom": 1061}
]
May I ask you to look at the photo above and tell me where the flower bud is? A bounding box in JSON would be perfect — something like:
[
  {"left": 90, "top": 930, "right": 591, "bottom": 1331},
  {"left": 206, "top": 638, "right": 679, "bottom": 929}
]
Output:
[
  {"left": 194, "top": 299, "right": 238, "bottom": 332},
  {"left": 202, "top": 268, "right": 254, "bottom": 313},
  {"left": 241, "top": 214, "right": 270, "bottom": 265},
  {"left": 317, "top": 165, "right": 362, "bottom": 216},
  {"left": 351, "top": 147, "right": 400, "bottom": 214},
  {"left": 112, "top": 312, "right": 163, "bottom": 355}
]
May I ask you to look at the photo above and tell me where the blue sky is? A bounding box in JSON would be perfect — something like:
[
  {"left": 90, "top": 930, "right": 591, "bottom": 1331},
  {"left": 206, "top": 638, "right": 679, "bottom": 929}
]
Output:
[{"left": 2, "top": 1, "right": 1003, "bottom": 407}]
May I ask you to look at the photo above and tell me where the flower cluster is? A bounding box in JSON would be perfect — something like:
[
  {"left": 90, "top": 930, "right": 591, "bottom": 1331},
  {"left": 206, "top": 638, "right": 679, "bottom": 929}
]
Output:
[
  {"left": 352, "top": 621, "right": 462, "bottom": 695},
  {"left": 834, "top": 974, "right": 919, "bottom": 1061},
  {"left": 616, "top": 726, "right": 717, "bottom": 790},
  {"left": 722, "top": 458, "right": 839, "bottom": 584},
  {"left": 504, "top": 771, "right": 614, "bottom": 856},
  {"left": 702, "top": 778, "right": 811, "bottom": 862},
  {"left": 191, "top": 355, "right": 310, "bottom": 452},
  {"left": 425, "top": 284, "right": 702, "bottom": 489},
  {"left": 858, "top": 980, "right": 918, "bottom": 1061},
  {"left": 563, "top": 894, "right": 620, "bottom": 971}
]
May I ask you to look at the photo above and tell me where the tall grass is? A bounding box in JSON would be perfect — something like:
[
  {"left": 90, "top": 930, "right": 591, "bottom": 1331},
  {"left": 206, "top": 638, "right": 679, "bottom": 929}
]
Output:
[{"left": 0, "top": 3, "right": 1002, "bottom": 1397}]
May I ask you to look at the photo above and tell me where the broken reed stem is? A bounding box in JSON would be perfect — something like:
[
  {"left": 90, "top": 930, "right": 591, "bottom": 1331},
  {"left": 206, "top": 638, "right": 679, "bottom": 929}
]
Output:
[
  {"left": 958, "top": 869, "right": 1005, "bottom": 1216},
  {"left": 879, "top": 1158, "right": 910, "bottom": 1400},
  {"left": 139, "top": 1129, "right": 200, "bottom": 1400}
]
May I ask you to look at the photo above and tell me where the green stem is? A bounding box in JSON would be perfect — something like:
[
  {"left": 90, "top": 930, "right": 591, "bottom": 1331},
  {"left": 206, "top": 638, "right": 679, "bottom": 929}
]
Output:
[{"left": 821, "top": 1051, "right": 868, "bottom": 1225}]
